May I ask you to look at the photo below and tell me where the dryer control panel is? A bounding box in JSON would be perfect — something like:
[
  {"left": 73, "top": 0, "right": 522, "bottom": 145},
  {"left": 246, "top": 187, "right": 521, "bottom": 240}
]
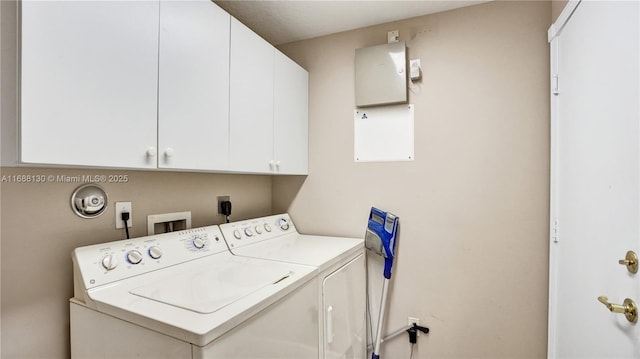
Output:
[
  {"left": 220, "top": 214, "right": 296, "bottom": 250},
  {"left": 73, "top": 226, "right": 226, "bottom": 290}
]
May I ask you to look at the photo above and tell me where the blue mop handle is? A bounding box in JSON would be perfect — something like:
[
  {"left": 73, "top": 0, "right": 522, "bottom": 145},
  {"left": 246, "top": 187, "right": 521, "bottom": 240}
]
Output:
[
  {"left": 369, "top": 207, "right": 398, "bottom": 279},
  {"left": 369, "top": 207, "right": 399, "bottom": 359},
  {"left": 382, "top": 222, "right": 397, "bottom": 280},
  {"left": 383, "top": 259, "right": 393, "bottom": 279}
]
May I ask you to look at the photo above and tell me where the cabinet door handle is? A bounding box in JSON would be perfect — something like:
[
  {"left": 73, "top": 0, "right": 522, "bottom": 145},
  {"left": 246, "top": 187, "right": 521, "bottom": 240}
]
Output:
[
  {"left": 146, "top": 147, "right": 157, "bottom": 157},
  {"left": 164, "top": 147, "right": 175, "bottom": 158}
]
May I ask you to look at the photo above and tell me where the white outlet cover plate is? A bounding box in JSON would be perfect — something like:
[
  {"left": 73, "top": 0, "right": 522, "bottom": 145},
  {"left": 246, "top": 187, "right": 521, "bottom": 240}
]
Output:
[{"left": 115, "top": 202, "right": 132, "bottom": 229}]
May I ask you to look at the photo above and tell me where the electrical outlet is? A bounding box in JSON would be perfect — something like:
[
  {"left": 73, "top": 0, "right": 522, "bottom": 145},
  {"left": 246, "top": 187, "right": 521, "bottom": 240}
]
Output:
[
  {"left": 408, "top": 316, "right": 419, "bottom": 326},
  {"left": 388, "top": 30, "right": 399, "bottom": 43},
  {"left": 115, "top": 202, "right": 132, "bottom": 229},
  {"left": 408, "top": 316, "right": 420, "bottom": 336},
  {"left": 217, "top": 195, "right": 230, "bottom": 215}
]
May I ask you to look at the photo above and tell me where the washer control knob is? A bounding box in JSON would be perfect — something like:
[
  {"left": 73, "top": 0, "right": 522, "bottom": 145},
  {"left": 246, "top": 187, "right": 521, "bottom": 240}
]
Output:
[
  {"left": 192, "top": 236, "right": 206, "bottom": 249},
  {"left": 233, "top": 229, "right": 242, "bottom": 239},
  {"left": 148, "top": 246, "right": 163, "bottom": 259},
  {"left": 255, "top": 225, "right": 263, "bottom": 234},
  {"left": 126, "top": 250, "right": 143, "bottom": 264},
  {"left": 264, "top": 223, "right": 272, "bottom": 232},
  {"left": 278, "top": 218, "right": 290, "bottom": 231},
  {"left": 244, "top": 228, "right": 254, "bottom": 237},
  {"left": 101, "top": 254, "right": 118, "bottom": 271}
]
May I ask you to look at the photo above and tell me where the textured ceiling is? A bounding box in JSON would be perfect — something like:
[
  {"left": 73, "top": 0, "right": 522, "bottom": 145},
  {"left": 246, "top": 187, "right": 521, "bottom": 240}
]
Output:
[{"left": 213, "top": 1, "right": 489, "bottom": 45}]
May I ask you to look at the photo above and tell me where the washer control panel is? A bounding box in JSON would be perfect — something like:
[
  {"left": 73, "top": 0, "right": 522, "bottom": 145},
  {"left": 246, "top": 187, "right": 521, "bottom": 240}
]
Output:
[
  {"left": 219, "top": 213, "right": 296, "bottom": 250},
  {"left": 73, "top": 226, "right": 225, "bottom": 290}
]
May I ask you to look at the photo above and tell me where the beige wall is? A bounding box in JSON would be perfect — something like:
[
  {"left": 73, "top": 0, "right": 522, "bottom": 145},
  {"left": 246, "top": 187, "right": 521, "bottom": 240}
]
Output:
[
  {"left": 552, "top": 0, "right": 569, "bottom": 22},
  {"left": 274, "top": 1, "right": 551, "bottom": 358},
  {"left": 1, "top": 1, "right": 553, "bottom": 358}
]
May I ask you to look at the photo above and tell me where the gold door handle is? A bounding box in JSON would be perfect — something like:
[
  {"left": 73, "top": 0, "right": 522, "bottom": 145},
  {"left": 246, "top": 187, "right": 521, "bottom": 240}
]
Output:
[
  {"left": 598, "top": 296, "right": 638, "bottom": 323},
  {"left": 619, "top": 251, "right": 638, "bottom": 274}
]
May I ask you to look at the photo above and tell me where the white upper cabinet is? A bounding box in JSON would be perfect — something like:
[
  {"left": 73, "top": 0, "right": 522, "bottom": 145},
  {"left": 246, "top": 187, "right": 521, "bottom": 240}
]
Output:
[
  {"left": 20, "top": 0, "right": 160, "bottom": 168},
  {"left": 158, "top": 0, "right": 230, "bottom": 171},
  {"left": 274, "top": 51, "right": 309, "bottom": 175},
  {"left": 229, "top": 18, "right": 275, "bottom": 173},
  {"left": 229, "top": 19, "right": 309, "bottom": 174},
  {"left": 18, "top": 2, "right": 307, "bottom": 174}
]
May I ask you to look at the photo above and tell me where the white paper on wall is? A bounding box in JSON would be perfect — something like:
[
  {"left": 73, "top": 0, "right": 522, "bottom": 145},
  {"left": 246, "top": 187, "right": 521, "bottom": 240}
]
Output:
[{"left": 354, "top": 104, "right": 414, "bottom": 162}]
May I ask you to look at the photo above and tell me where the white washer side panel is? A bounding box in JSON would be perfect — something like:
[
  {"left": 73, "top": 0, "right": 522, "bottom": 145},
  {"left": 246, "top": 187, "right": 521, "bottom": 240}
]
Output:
[
  {"left": 322, "top": 254, "right": 366, "bottom": 359},
  {"left": 194, "top": 280, "right": 319, "bottom": 359},
  {"left": 70, "top": 302, "right": 191, "bottom": 359}
]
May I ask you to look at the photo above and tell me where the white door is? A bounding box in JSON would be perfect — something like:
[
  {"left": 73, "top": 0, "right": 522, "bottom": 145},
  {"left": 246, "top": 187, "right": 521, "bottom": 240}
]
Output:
[
  {"left": 158, "top": 0, "right": 230, "bottom": 171},
  {"left": 548, "top": 1, "right": 640, "bottom": 358}
]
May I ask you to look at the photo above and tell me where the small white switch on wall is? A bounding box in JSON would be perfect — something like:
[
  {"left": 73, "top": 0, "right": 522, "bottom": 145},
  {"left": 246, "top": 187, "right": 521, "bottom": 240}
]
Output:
[
  {"left": 409, "top": 59, "right": 421, "bottom": 81},
  {"left": 387, "top": 30, "right": 399, "bottom": 43}
]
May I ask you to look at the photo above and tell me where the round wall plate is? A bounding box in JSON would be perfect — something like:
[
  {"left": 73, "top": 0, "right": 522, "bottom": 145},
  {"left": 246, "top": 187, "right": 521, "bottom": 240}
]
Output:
[{"left": 71, "top": 184, "right": 108, "bottom": 218}]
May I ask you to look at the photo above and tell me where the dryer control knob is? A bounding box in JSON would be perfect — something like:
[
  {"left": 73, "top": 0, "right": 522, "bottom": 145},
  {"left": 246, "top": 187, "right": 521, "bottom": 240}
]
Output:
[
  {"left": 148, "top": 246, "right": 163, "bottom": 259},
  {"left": 126, "top": 250, "right": 143, "bottom": 264},
  {"left": 101, "top": 254, "right": 118, "bottom": 271},
  {"left": 264, "top": 223, "right": 272, "bottom": 232},
  {"left": 233, "top": 229, "right": 242, "bottom": 239},
  {"left": 192, "top": 236, "right": 206, "bottom": 249},
  {"left": 278, "top": 218, "right": 290, "bottom": 231},
  {"left": 254, "top": 225, "right": 263, "bottom": 234},
  {"left": 244, "top": 228, "right": 254, "bottom": 237}
]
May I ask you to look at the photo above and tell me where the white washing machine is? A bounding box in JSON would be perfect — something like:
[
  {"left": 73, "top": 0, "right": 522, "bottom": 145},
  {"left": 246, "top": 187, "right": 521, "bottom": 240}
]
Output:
[
  {"left": 219, "top": 214, "right": 366, "bottom": 359},
  {"left": 70, "top": 225, "right": 320, "bottom": 358}
]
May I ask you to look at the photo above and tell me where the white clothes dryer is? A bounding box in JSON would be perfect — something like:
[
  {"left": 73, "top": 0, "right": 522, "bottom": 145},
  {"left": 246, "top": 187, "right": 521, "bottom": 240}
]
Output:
[
  {"left": 70, "top": 225, "right": 319, "bottom": 358},
  {"left": 219, "top": 214, "right": 366, "bottom": 359}
]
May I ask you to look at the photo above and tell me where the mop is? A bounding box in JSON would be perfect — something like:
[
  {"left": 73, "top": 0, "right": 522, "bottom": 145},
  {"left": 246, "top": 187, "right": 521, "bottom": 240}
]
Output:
[{"left": 365, "top": 207, "right": 399, "bottom": 359}]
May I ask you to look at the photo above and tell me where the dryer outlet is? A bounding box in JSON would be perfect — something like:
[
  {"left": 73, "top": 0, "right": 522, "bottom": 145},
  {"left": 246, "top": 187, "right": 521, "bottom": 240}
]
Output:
[{"left": 217, "top": 195, "right": 230, "bottom": 215}]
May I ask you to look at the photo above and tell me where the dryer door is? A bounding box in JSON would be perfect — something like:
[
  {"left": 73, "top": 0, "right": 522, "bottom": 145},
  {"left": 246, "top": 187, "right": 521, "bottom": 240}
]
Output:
[{"left": 322, "top": 254, "right": 366, "bottom": 359}]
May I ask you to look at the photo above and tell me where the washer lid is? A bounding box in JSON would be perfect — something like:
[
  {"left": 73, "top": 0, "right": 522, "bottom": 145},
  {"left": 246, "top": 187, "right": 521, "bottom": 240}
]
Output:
[
  {"left": 232, "top": 234, "right": 363, "bottom": 270},
  {"left": 130, "top": 260, "right": 291, "bottom": 314}
]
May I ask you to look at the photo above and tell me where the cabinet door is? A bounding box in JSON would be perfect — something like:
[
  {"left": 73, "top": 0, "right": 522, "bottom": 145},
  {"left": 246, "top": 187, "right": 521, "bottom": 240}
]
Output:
[
  {"left": 274, "top": 51, "right": 309, "bottom": 174},
  {"left": 158, "top": 0, "right": 230, "bottom": 171},
  {"left": 322, "top": 254, "right": 366, "bottom": 359},
  {"left": 229, "top": 18, "right": 274, "bottom": 173},
  {"left": 20, "top": 0, "right": 159, "bottom": 168}
]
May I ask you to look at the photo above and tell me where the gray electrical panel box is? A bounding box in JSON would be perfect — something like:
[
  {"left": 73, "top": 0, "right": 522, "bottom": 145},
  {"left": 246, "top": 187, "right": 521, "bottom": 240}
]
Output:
[{"left": 355, "top": 42, "right": 407, "bottom": 107}]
